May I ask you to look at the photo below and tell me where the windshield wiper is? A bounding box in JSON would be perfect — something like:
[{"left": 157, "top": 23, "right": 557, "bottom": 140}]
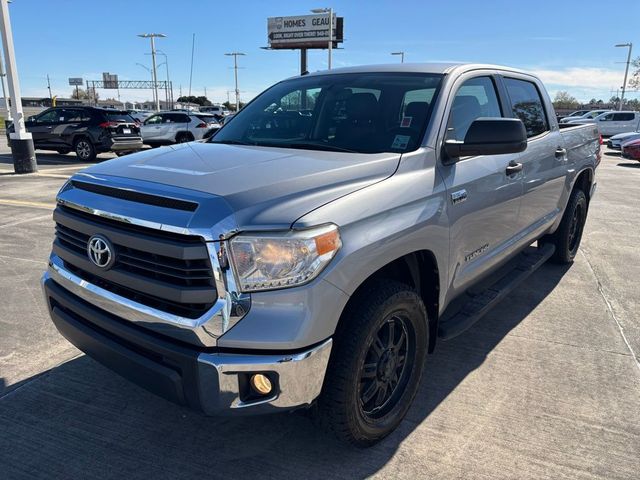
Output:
[
  {"left": 210, "top": 139, "right": 251, "bottom": 146},
  {"left": 270, "top": 142, "right": 358, "bottom": 153}
]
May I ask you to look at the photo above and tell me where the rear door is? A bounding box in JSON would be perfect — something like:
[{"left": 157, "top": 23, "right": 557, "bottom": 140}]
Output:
[
  {"left": 608, "top": 112, "right": 636, "bottom": 136},
  {"left": 501, "top": 76, "right": 565, "bottom": 232},
  {"left": 438, "top": 73, "right": 523, "bottom": 293}
]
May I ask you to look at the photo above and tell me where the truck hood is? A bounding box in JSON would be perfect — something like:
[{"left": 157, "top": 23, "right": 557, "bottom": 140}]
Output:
[{"left": 75, "top": 142, "right": 400, "bottom": 231}]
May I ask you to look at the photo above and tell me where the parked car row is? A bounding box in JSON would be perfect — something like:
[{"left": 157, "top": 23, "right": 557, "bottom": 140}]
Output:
[{"left": 7, "top": 106, "right": 225, "bottom": 161}]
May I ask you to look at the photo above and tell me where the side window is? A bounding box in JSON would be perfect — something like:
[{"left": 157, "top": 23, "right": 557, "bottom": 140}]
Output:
[
  {"left": 446, "top": 76, "right": 502, "bottom": 141},
  {"left": 144, "top": 114, "right": 163, "bottom": 125},
  {"left": 599, "top": 113, "right": 614, "bottom": 121},
  {"left": 36, "top": 109, "right": 62, "bottom": 124},
  {"left": 62, "top": 109, "right": 89, "bottom": 122},
  {"left": 503, "top": 78, "right": 549, "bottom": 137},
  {"left": 613, "top": 113, "right": 634, "bottom": 121}
]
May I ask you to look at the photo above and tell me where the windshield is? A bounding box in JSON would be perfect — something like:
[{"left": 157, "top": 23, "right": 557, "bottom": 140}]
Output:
[{"left": 211, "top": 72, "right": 443, "bottom": 154}]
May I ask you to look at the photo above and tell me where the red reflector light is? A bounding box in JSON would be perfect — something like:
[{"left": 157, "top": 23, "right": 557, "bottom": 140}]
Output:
[
  {"left": 599, "top": 135, "right": 603, "bottom": 145},
  {"left": 195, "top": 122, "right": 207, "bottom": 128},
  {"left": 99, "top": 121, "right": 119, "bottom": 128}
]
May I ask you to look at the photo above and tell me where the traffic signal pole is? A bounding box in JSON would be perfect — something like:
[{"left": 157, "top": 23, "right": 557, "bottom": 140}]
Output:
[{"left": 0, "top": 0, "right": 36, "bottom": 174}]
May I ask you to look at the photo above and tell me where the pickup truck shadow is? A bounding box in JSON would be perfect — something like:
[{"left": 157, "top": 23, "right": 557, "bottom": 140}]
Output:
[{"left": 0, "top": 263, "right": 570, "bottom": 479}]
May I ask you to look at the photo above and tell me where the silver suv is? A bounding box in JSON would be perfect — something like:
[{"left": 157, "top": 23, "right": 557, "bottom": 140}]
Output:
[{"left": 140, "top": 111, "right": 221, "bottom": 146}]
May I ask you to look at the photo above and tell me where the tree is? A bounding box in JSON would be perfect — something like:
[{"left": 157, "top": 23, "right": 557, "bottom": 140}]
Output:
[
  {"left": 176, "top": 95, "right": 212, "bottom": 106},
  {"left": 630, "top": 56, "right": 640, "bottom": 89},
  {"left": 552, "top": 91, "right": 579, "bottom": 109},
  {"left": 223, "top": 100, "right": 245, "bottom": 111},
  {"left": 70, "top": 88, "right": 98, "bottom": 101}
]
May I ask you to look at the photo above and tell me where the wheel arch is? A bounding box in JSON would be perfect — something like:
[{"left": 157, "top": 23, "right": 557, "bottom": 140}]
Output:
[{"left": 336, "top": 250, "right": 440, "bottom": 353}]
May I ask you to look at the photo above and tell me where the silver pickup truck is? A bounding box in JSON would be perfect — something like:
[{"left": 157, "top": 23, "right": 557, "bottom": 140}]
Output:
[{"left": 42, "top": 63, "right": 600, "bottom": 446}]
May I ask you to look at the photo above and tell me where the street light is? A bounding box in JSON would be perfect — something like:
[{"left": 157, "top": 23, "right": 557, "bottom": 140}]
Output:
[
  {"left": 225, "top": 52, "right": 245, "bottom": 112},
  {"left": 391, "top": 51, "right": 405, "bottom": 63},
  {"left": 615, "top": 43, "right": 633, "bottom": 111},
  {"left": 311, "top": 7, "right": 333, "bottom": 69},
  {"left": 136, "top": 63, "right": 156, "bottom": 107},
  {"left": 156, "top": 50, "right": 172, "bottom": 109},
  {"left": 138, "top": 33, "right": 166, "bottom": 111}
]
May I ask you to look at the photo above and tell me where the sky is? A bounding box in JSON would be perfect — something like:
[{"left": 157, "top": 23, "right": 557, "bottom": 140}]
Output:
[{"left": 5, "top": 0, "right": 640, "bottom": 105}]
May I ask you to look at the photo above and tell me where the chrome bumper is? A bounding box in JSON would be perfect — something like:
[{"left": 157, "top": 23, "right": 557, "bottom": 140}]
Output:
[
  {"left": 197, "top": 340, "right": 332, "bottom": 414},
  {"left": 42, "top": 272, "right": 332, "bottom": 414}
]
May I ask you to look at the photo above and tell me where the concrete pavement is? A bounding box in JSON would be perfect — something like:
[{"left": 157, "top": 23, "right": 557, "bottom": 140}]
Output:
[{"left": 0, "top": 146, "right": 638, "bottom": 479}]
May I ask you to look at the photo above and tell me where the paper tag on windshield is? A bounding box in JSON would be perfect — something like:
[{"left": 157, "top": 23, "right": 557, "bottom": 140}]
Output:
[
  {"left": 401, "top": 116, "right": 413, "bottom": 128},
  {"left": 392, "top": 135, "right": 410, "bottom": 150}
]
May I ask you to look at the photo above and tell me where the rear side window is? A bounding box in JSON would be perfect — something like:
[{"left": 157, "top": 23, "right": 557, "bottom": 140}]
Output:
[
  {"left": 165, "top": 113, "right": 190, "bottom": 123},
  {"left": 613, "top": 113, "right": 635, "bottom": 121},
  {"left": 504, "top": 78, "right": 549, "bottom": 137},
  {"left": 446, "top": 76, "right": 502, "bottom": 141}
]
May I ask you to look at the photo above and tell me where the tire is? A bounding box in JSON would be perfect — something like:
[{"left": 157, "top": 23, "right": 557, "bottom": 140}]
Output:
[
  {"left": 316, "top": 280, "right": 428, "bottom": 447},
  {"left": 544, "top": 188, "right": 588, "bottom": 264},
  {"left": 175, "top": 132, "right": 193, "bottom": 144},
  {"left": 74, "top": 137, "right": 96, "bottom": 162},
  {"left": 56, "top": 149, "right": 70, "bottom": 155}
]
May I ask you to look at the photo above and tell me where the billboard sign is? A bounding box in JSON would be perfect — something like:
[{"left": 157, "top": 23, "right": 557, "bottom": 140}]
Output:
[
  {"left": 68, "top": 77, "right": 83, "bottom": 86},
  {"left": 102, "top": 72, "right": 119, "bottom": 89},
  {"left": 267, "top": 14, "right": 343, "bottom": 49}
]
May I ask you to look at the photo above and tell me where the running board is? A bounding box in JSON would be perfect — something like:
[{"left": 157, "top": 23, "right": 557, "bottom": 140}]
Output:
[{"left": 438, "top": 243, "right": 555, "bottom": 341}]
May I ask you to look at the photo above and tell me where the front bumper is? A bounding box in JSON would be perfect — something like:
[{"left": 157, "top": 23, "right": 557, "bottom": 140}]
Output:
[{"left": 42, "top": 274, "right": 332, "bottom": 415}]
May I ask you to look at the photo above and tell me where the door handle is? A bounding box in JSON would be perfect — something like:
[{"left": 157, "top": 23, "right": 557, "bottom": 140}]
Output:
[
  {"left": 505, "top": 161, "right": 523, "bottom": 176},
  {"left": 555, "top": 147, "right": 567, "bottom": 159},
  {"left": 45, "top": 126, "right": 53, "bottom": 129}
]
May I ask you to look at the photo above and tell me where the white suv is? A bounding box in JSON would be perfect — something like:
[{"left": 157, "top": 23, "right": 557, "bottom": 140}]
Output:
[{"left": 141, "top": 112, "right": 221, "bottom": 146}]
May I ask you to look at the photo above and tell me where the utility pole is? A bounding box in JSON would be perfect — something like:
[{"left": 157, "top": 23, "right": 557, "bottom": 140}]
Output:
[
  {"left": 138, "top": 33, "right": 166, "bottom": 111},
  {"left": 0, "top": 47, "right": 10, "bottom": 120},
  {"left": 0, "top": 0, "right": 36, "bottom": 173},
  {"left": 615, "top": 43, "right": 633, "bottom": 111},
  {"left": 46, "top": 74, "right": 52, "bottom": 102},
  {"left": 188, "top": 33, "right": 195, "bottom": 98},
  {"left": 225, "top": 52, "right": 245, "bottom": 111}
]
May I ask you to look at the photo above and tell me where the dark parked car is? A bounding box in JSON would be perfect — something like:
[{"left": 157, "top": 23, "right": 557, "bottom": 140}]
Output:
[{"left": 9, "top": 106, "right": 143, "bottom": 161}]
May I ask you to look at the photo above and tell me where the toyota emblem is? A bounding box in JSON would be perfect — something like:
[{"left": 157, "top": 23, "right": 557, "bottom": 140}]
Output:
[{"left": 87, "top": 235, "right": 115, "bottom": 269}]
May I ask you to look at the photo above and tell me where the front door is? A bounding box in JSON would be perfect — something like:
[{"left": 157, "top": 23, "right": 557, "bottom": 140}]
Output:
[
  {"left": 438, "top": 74, "right": 523, "bottom": 296},
  {"left": 27, "top": 108, "right": 61, "bottom": 146}
]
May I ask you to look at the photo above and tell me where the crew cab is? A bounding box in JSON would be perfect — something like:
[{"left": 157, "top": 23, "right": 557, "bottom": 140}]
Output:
[
  {"left": 569, "top": 110, "right": 640, "bottom": 136},
  {"left": 42, "top": 63, "right": 599, "bottom": 446},
  {"left": 9, "top": 107, "right": 143, "bottom": 161}
]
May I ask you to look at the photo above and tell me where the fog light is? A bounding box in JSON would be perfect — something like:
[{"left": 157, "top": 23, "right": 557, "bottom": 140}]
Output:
[{"left": 250, "top": 374, "right": 273, "bottom": 395}]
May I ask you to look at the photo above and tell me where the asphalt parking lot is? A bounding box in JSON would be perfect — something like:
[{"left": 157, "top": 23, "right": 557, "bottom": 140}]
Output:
[{"left": 0, "top": 142, "right": 638, "bottom": 479}]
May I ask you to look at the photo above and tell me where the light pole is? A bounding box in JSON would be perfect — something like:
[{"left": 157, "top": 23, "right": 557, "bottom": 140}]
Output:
[
  {"left": 615, "top": 43, "right": 633, "bottom": 111},
  {"left": 138, "top": 33, "right": 166, "bottom": 111},
  {"left": 136, "top": 62, "right": 156, "bottom": 107},
  {"left": 0, "top": 0, "right": 36, "bottom": 173},
  {"left": 311, "top": 8, "right": 333, "bottom": 69},
  {"left": 391, "top": 51, "right": 405, "bottom": 63},
  {"left": 156, "top": 50, "right": 172, "bottom": 109},
  {"left": 225, "top": 52, "right": 245, "bottom": 111}
]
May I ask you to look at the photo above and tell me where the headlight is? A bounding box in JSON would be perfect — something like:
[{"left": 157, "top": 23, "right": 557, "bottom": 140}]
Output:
[{"left": 228, "top": 224, "right": 341, "bottom": 292}]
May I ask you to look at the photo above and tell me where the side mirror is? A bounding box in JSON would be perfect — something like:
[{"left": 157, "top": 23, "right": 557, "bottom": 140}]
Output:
[{"left": 444, "top": 118, "right": 527, "bottom": 161}]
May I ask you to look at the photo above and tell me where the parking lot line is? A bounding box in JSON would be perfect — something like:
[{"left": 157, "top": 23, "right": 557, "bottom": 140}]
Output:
[
  {"left": 0, "top": 214, "right": 51, "bottom": 229},
  {"left": 0, "top": 198, "right": 54, "bottom": 209}
]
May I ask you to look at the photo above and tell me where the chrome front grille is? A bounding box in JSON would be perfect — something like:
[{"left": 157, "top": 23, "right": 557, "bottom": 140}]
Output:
[{"left": 52, "top": 205, "right": 217, "bottom": 319}]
